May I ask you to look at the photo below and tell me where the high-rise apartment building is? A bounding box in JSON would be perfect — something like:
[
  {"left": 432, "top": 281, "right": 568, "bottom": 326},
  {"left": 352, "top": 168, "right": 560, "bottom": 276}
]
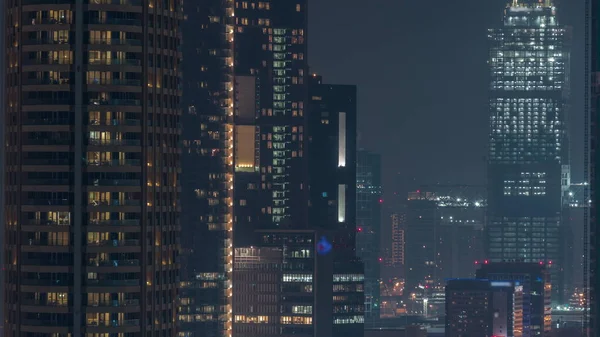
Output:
[
  {"left": 476, "top": 262, "right": 552, "bottom": 336},
  {"left": 391, "top": 213, "right": 405, "bottom": 272},
  {"left": 181, "top": 0, "right": 307, "bottom": 335},
  {"left": 3, "top": 1, "right": 182, "bottom": 336},
  {"left": 180, "top": 1, "right": 363, "bottom": 337},
  {"left": 356, "top": 150, "right": 382, "bottom": 323},
  {"left": 445, "top": 279, "right": 523, "bottom": 337},
  {"left": 233, "top": 230, "right": 364, "bottom": 337},
  {"left": 486, "top": 0, "right": 570, "bottom": 302}
]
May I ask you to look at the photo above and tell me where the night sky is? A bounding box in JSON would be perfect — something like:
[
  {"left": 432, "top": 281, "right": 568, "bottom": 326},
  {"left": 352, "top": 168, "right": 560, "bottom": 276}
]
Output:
[{"left": 309, "top": 0, "right": 585, "bottom": 200}]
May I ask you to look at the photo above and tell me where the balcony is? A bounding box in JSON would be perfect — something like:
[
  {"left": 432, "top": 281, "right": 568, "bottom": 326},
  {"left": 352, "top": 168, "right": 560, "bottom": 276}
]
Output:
[
  {"left": 21, "top": 299, "right": 68, "bottom": 307},
  {"left": 86, "top": 0, "right": 142, "bottom": 4},
  {"left": 23, "top": 78, "right": 71, "bottom": 85},
  {"left": 21, "top": 319, "right": 70, "bottom": 327},
  {"left": 86, "top": 319, "right": 140, "bottom": 327},
  {"left": 21, "top": 258, "right": 71, "bottom": 267},
  {"left": 87, "top": 239, "right": 140, "bottom": 247},
  {"left": 22, "top": 238, "right": 69, "bottom": 246},
  {"left": 89, "top": 119, "right": 141, "bottom": 126},
  {"left": 88, "top": 38, "right": 142, "bottom": 46},
  {"left": 23, "top": 199, "right": 71, "bottom": 206},
  {"left": 22, "top": 0, "right": 73, "bottom": 4},
  {"left": 21, "top": 279, "right": 71, "bottom": 286},
  {"left": 22, "top": 99, "right": 73, "bottom": 105},
  {"left": 88, "top": 259, "right": 140, "bottom": 267},
  {"left": 22, "top": 159, "right": 71, "bottom": 166},
  {"left": 23, "top": 118, "right": 71, "bottom": 126},
  {"left": 24, "top": 179, "right": 71, "bottom": 185},
  {"left": 88, "top": 18, "right": 142, "bottom": 26},
  {"left": 23, "top": 139, "right": 72, "bottom": 146},
  {"left": 88, "top": 199, "right": 141, "bottom": 206},
  {"left": 88, "top": 219, "right": 140, "bottom": 226},
  {"left": 88, "top": 99, "right": 141, "bottom": 106},
  {"left": 88, "top": 299, "right": 140, "bottom": 307},
  {"left": 22, "top": 58, "right": 72, "bottom": 66},
  {"left": 23, "top": 38, "right": 70, "bottom": 45},
  {"left": 87, "top": 79, "right": 141, "bottom": 86},
  {"left": 86, "top": 279, "right": 139, "bottom": 286},
  {"left": 88, "top": 59, "right": 141, "bottom": 66},
  {"left": 28, "top": 18, "right": 70, "bottom": 25},
  {"left": 88, "top": 139, "right": 141, "bottom": 146},
  {"left": 24, "top": 219, "right": 71, "bottom": 226},
  {"left": 88, "top": 179, "right": 140, "bottom": 187},
  {"left": 86, "top": 159, "right": 141, "bottom": 167}
]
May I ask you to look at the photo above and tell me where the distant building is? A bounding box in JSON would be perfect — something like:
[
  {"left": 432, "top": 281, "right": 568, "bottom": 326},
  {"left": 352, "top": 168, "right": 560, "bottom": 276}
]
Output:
[
  {"left": 391, "top": 213, "right": 405, "bottom": 272},
  {"left": 404, "top": 187, "right": 485, "bottom": 294},
  {"left": 445, "top": 279, "right": 523, "bottom": 337},
  {"left": 232, "top": 230, "right": 365, "bottom": 337},
  {"left": 404, "top": 192, "right": 438, "bottom": 295},
  {"left": 486, "top": 0, "right": 571, "bottom": 305},
  {"left": 477, "top": 262, "right": 552, "bottom": 336},
  {"left": 356, "top": 150, "right": 383, "bottom": 323},
  {"left": 436, "top": 197, "right": 485, "bottom": 279}
]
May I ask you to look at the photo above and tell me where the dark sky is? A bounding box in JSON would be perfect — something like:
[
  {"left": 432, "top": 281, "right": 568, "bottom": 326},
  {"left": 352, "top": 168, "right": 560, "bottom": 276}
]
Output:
[{"left": 309, "top": 0, "right": 585, "bottom": 201}]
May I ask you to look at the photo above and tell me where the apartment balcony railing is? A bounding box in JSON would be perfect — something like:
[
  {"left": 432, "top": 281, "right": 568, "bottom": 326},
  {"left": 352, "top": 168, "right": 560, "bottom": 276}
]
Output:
[
  {"left": 88, "top": 139, "right": 141, "bottom": 146},
  {"left": 86, "top": 159, "right": 141, "bottom": 167},
  {"left": 87, "top": 239, "right": 140, "bottom": 247},
  {"left": 87, "top": 259, "right": 140, "bottom": 267},
  {"left": 87, "top": 219, "right": 140, "bottom": 226}
]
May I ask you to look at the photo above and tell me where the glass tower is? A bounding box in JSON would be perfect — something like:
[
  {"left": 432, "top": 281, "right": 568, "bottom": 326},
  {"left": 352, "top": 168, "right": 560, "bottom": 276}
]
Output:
[
  {"left": 486, "top": 0, "right": 570, "bottom": 301},
  {"left": 3, "top": 1, "right": 182, "bottom": 336},
  {"left": 356, "top": 150, "right": 382, "bottom": 324}
]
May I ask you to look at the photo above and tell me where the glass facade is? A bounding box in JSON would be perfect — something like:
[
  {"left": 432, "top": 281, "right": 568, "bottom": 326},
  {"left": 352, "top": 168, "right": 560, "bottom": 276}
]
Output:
[
  {"left": 486, "top": 1, "right": 570, "bottom": 302},
  {"left": 356, "top": 150, "right": 382, "bottom": 324}
]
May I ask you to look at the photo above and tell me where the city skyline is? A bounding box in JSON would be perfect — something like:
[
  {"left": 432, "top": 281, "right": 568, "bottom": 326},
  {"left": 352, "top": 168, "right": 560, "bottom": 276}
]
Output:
[{"left": 1, "top": 0, "right": 594, "bottom": 336}]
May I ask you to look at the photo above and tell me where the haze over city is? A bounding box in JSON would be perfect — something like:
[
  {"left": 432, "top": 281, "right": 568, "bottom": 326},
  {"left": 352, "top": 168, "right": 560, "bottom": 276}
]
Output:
[{"left": 0, "top": 0, "right": 598, "bottom": 337}]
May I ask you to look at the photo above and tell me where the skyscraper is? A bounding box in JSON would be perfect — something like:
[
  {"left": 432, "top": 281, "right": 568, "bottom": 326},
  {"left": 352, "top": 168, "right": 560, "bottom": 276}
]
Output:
[
  {"left": 308, "top": 74, "right": 357, "bottom": 234},
  {"left": 486, "top": 0, "right": 570, "bottom": 301},
  {"left": 3, "top": 1, "right": 182, "bottom": 335},
  {"left": 404, "top": 192, "right": 438, "bottom": 295},
  {"left": 356, "top": 150, "right": 382, "bottom": 323},
  {"left": 445, "top": 279, "right": 523, "bottom": 337},
  {"left": 180, "top": 0, "right": 312, "bottom": 336},
  {"left": 390, "top": 213, "right": 405, "bottom": 276}
]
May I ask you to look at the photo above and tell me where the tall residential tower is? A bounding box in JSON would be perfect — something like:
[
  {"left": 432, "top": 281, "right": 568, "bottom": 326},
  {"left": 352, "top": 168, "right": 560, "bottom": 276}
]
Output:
[
  {"left": 486, "top": 0, "right": 570, "bottom": 301},
  {"left": 3, "top": 1, "right": 183, "bottom": 336},
  {"left": 180, "top": 0, "right": 311, "bottom": 336}
]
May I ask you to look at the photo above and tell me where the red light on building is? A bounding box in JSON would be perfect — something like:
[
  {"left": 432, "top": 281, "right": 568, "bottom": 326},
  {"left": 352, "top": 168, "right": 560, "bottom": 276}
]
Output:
[
  {"left": 378, "top": 257, "right": 383, "bottom": 262},
  {"left": 549, "top": 260, "right": 552, "bottom": 264},
  {"left": 379, "top": 199, "right": 383, "bottom": 203},
  {"left": 484, "top": 260, "right": 489, "bottom": 264},
  {"left": 357, "top": 227, "right": 363, "bottom": 232},
  {"left": 539, "top": 261, "right": 544, "bottom": 265},
  {"left": 475, "top": 260, "right": 479, "bottom": 264}
]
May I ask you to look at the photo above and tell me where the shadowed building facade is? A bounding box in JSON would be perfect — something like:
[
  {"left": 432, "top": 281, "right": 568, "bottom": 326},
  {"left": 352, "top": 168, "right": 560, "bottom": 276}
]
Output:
[
  {"left": 4, "top": 0, "right": 182, "bottom": 336},
  {"left": 180, "top": 0, "right": 311, "bottom": 336},
  {"left": 486, "top": 0, "right": 571, "bottom": 302}
]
